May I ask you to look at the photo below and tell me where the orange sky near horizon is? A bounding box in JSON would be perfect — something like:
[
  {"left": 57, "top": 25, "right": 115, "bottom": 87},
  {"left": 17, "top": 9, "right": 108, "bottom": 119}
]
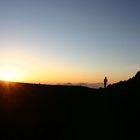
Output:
[
  {"left": 0, "top": 45, "right": 138, "bottom": 84},
  {"left": 0, "top": 47, "right": 137, "bottom": 84}
]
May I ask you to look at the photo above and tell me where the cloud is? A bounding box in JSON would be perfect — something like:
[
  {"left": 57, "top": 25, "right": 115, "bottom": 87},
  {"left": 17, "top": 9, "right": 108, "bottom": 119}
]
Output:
[{"left": 63, "top": 82, "right": 103, "bottom": 89}]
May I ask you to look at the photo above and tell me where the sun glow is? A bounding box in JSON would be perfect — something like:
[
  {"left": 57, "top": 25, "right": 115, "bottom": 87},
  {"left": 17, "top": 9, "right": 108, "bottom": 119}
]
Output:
[
  {"left": 0, "top": 66, "right": 26, "bottom": 82},
  {"left": 2, "top": 71, "right": 15, "bottom": 81}
]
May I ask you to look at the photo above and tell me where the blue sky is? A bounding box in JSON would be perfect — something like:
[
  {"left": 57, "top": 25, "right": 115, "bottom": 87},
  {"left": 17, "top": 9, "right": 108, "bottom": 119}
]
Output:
[{"left": 0, "top": 0, "right": 140, "bottom": 83}]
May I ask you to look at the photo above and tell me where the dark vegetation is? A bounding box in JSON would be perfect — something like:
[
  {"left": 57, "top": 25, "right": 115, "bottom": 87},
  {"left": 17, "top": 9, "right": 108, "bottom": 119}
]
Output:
[{"left": 0, "top": 71, "right": 140, "bottom": 140}]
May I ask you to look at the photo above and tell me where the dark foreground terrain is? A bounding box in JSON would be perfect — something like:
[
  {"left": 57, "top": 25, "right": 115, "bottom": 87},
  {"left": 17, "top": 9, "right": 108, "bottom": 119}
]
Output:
[{"left": 0, "top": 72, "right": 140, "bottom": 140}]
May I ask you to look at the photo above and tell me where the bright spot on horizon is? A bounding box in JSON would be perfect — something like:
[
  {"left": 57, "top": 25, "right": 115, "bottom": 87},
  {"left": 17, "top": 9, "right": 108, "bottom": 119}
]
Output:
[
  {"left": 0, "top": 67, "right": 27, "bottom": 83},
  {"left": 2, "top": 71, "right": 15, "bottom": 81}
]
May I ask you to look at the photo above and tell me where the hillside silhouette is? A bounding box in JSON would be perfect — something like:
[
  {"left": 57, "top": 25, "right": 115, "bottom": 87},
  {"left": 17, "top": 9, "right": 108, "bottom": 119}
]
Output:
[{"left": 0, "top": 71, "right": 140, "bottom": 140}]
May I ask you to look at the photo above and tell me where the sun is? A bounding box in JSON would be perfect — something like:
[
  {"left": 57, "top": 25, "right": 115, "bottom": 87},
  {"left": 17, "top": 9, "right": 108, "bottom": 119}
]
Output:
[
  {"left": 2, "top": 71, "right": 15, "bottom": 81},
  {"left": 0, "top": 67, "right": 25, "bottom": 82}
]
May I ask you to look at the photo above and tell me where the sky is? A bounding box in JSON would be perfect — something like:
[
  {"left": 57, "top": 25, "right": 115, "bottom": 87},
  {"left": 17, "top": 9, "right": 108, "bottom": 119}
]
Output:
[{"left": 0, "top": 0, "right": 140, "bottom": 84}]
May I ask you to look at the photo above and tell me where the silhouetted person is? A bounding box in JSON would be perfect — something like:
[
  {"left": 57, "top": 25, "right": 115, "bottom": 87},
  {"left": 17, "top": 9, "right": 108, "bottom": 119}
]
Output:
[{"left": 104, "top": 77, "right": 108, "bottom": 88}]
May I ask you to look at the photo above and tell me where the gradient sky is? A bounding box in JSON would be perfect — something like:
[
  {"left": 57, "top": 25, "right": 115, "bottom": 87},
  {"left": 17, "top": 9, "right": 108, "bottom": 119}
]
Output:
[{"left": 0, "top": 0, "right": 140, "bottom": 84}]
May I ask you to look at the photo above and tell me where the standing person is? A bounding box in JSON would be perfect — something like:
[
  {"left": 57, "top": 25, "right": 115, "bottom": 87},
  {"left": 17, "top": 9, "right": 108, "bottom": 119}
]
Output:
[{"left": 104, "top": 77, "right": 108, "bottom": 88}]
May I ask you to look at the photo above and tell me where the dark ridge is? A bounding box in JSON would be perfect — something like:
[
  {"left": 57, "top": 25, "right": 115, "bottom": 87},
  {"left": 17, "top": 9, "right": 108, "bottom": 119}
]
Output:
[
  {"left": 0, "top": 72, "right": 140, "bottom": 140},
  {"left": 102, "top": 71, "right": 140, "bottom": 140},
  {"left": 106, "top": 71, "right": 140, "bottom": 92}
]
